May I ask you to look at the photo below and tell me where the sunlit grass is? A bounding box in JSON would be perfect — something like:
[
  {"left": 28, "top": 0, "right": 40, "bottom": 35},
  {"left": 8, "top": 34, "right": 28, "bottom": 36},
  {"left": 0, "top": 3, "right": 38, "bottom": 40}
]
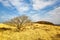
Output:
[{"left": 0, "top": 23, "right": 60, "bottom": 40}]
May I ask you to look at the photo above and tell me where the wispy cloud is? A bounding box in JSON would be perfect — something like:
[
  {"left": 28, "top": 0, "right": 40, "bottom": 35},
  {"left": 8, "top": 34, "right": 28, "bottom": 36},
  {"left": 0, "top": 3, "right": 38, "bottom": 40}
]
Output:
[
  {"left": 31, "top": 14, "right": 40, "bottom": 21},
  {"left": 0, "top": 0, "right": 31, "bottom": 14},
  {"left": 32, "top": 0, "right": 57, "bottom": 10},
  {"left": 47, "top": 7, "right": 60, "bottom": 24},
  {"left": 39, "top": 7, "right": 60, "bottom": 24},
  {"left": 29, "top": 7, "right": 60, "bottom": 24},
  {"left": 0, "top": 0, "right": 58, "bottom": 13},
  {"left": 0, "top": 0, "right": 13, "bottom": 9},
  {"left": 8, "top": 0, "right": 31, "bottom": 13},
  {"left": 0, "top": 0, "right": 60, "bottom": 24}
]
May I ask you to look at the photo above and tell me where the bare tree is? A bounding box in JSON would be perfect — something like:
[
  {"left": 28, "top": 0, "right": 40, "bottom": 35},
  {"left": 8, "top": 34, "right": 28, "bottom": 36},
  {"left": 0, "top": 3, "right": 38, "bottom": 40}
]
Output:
[{"left": 10, "top": 15, "right": 31, "bottom": 31}]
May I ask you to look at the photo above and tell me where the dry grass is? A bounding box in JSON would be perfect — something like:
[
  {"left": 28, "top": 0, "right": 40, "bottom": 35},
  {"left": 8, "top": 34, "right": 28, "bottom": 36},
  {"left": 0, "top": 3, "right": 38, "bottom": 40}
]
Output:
[{"left": 0, "top": 23, "right": 60, "bottom": 40}]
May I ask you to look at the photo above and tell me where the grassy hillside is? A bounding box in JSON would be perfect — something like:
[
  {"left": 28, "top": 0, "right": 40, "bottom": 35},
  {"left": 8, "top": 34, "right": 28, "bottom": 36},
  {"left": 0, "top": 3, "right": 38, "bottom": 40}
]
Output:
[{"left": 0, "top": 23, "right": 60, "bottom": 40}]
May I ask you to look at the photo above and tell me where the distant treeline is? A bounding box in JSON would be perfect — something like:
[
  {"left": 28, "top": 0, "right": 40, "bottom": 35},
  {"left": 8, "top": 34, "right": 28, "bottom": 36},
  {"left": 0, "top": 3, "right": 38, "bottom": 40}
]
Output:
[
  {"left": 34, "top": 21, "right": 60, "bottom": 26},
  {"left": 34, "top": 21, "right": 54, "bottom": 25}
]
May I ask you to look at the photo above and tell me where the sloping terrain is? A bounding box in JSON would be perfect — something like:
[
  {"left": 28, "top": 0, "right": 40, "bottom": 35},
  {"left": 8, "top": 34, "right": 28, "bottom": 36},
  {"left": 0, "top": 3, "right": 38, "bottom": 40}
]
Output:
[
  {"left": 0, "top": 23, "right": 15, "bottom": 28},
  {"left": 0, "top": 23, "right": 60, "bottom": 40}
]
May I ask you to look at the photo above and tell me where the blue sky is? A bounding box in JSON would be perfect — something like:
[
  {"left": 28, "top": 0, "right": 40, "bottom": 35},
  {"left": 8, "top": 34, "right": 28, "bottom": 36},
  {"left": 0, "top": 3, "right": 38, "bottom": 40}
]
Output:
[{"left": 0, "top": 0, "right": 60, "bottom": 24}]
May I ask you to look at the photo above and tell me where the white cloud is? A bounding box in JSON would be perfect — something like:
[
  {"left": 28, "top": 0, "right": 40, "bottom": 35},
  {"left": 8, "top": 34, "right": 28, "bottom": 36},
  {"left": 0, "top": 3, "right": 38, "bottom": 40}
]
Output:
[
  {"left": 0, "top": 0, "right": 30, "bottom": 14},
  {"left": 30, "top": 7, "right": 60, "bottom": 24},
  {"left": 17, "top": 4, "right": 30, "bottom": 13},
  {"left": 47, "top": 7, "right": 60, "bottom": 24},
  {"left": 0, "top": 0, "right": 13, "bottom": 9},
  {"left": 31, "top": 14, "right": 40, "bottom": 21},
  {"left": 40, "top": 7, "right": 60, "bottom": 24},
  {"left": 8, "top": 0, "right": 31, "bottom": 13},
  {"left": 0, "top": 0, "right": 57, "bottom": 13},
  {"left": 0, "top": 0, "right": 2, "bottom": 2},
  {"left": 32, "top": 0, "right": 57, "bottom": 10},
  {"left": 0, "top": 0, "right": 60, "bottom": 24}
]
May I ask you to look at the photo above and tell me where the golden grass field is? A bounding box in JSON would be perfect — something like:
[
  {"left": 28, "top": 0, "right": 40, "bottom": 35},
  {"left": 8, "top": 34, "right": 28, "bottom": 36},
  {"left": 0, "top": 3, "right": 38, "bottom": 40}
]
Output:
[{"left": 0, "top": 23, "right": 60, "bottom": 40}]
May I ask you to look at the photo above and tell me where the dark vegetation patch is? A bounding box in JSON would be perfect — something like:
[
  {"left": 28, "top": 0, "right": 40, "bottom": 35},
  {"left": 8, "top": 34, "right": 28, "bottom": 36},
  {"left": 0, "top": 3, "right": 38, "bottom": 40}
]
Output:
[
  {"left": 55, "top": 34, "right": 60, "bottom": 38},
  {"left": 51, "top": 34, "right": 60, "bottom": 40},
  {"left": 0, "top": 27, "right": 11, "bottom": 31},
  {"left": 34, "top": 21, "right": 54, "bottom": 25}
]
